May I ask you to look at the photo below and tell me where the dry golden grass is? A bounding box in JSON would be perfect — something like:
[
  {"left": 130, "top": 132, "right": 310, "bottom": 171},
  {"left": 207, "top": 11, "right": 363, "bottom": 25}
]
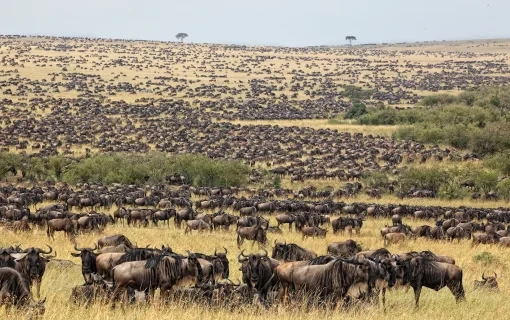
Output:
[
  {"left": 1, "top": 214, "right": 509, "bottom": 320},
  {"left": 223, "top": 120, "right": 398, "bottom": 137}
]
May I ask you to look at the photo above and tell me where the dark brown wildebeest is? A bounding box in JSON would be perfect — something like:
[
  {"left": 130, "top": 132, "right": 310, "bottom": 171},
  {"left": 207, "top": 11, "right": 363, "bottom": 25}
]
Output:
[
  {"left": 399, "top": 256, "right": 465, "bottom": 307},
  {"left": 0, "top": 268, "right": 46, "bottom": 317},
  {"left": 471, "top": 232, "right": 500, "bottom": 245},
  {"left": 290, "top": 257, "right": 371, "bottom": 305},
  {"left": 239, "top": 206, "right": 257, "bottom": 216},
  {"left": 238, "top": 249, "right": 277, "bottom": 305},
  {"left": 473, "top": 271, "right": 498, "bottom": 290},
  {"left": 185, "top": 219, "right": 212, "bottom": 234},
  {"left": 272, "top": 241, "right": 317, "bottom": 262},
  {"left": 412, "top": 225, "right": 431, "bottom": 238},
  {"left": 16, "top": 246, "right": 53, "bottom": 298},
  {"left": 300, "top": 226, "right": 328, "bottom": 239},
  {"left": 327, "top": 240, "right": 363, "bottom": 257},
  {"left": 175, "top": 206, "right": 196, "bottom": 229},
  {"left": 194, "top": 248, "right": 230, "bottom": 280},
  {"left": 46, "top": 218, "right": 75, "bottom": 241},
  {"left": 152, "top": 209, "right": 176, "bottom": 227},
  {"left": 113, "top": 207, "right": 130, "bottom": 225},
  {"left": 237, "top": 223, "right": 268, "bottom": 248},
  {"left": 212, "top": 213, "right": 238, "bottom": 231},
  {"left": 446, "top": 226, "right": 471, "bottom": 242},
  {"left": 275, "top": 255, "right": 335, "bottom": 304},
  {"left": 275, "top": 213, "right": 295, "bottom": 231},
  {"left": 71, "top": 244, "right": 99, "bottom": 283},
  {"left": 111, "top": 251, "right": 203, "bottom": 303},
  {"left": 98, "top": 234, "right": 133, "bottom": 249}
]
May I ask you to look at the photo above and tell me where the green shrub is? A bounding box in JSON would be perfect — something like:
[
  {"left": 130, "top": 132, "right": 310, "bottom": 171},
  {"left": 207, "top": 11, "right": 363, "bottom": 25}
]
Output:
[
  {"left": 62, "top": 153, "right": 250, "bottom": 187},
  {"left": 272, "top": 176, "right": 282, "bottom": 189},
  {"left": 398, "top": 166, "right": 451, "bottom": 194},
  {"left": 362, "top": 171, "right": 389, "bottom": 189},
  {"left": 344, "top": 103, "right": 367, "bottom": 119},
  {"left": 438, "top": 182, "right": 469, "bottom": 200},
  {"left": 497, "top": 179, "right": 510, "bottom": 200},
  {"left": 420, "top": 93, "right": 458, "bottom": 107},
  {"left": 0, "top": 153, "right": 21, "bottom": 177},
  {"left": 473, "top": 252, "right": 500, "bottom": 266},
  {"left": 485, "top": 152, "right": 510, "bottom": 175}
]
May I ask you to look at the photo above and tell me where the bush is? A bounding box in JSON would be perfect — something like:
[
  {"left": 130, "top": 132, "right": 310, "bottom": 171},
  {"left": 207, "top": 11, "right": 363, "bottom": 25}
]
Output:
[
  {"left": 485, "top": 152, "right": 510, "bottom": 175},
  {"left": 497, "top": 179, "right": 510, "bottom": 200},
  {"left": 0, "top": 153, "right": 21, "bottom": 178},
  {"left": 362, "top": 171, "right": 389, "bottom": 189},
  {"left": 398, "top": 166, "right": 451, "bottom": 194},
  {"left": 272, "top": 176, "right": 282, "bottom": 189},
  {"left": 62, "top": 153, "right": 250, "bottom": 187},
  {"left": 473, "top": 252, "right": 500, "bottom": 266},
  {"left": 344, "top": 103, "right": 367, "bottom": 119},
  {"left": 438, "top": 182, "right": 469, "bottom": 200},
  {"left": 420, "top": 93, "right": 458, "bottom": 107}
]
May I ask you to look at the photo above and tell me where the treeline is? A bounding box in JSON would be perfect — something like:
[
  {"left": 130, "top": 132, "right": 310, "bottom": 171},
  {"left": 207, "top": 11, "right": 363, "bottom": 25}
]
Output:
[
  {"left": 0, "top": 152, "right": 250, "bottom": 187},
  {"left": 342, "top": 86, "right": 510, "bottom": 156}
]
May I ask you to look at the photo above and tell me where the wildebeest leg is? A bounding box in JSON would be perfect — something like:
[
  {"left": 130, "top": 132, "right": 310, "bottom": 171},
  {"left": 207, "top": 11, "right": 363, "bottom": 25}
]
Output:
[
  {"left": 413, "top": 286, "right": 422, "bottom": 308},
  {"left": 381, "top": 288, "right": 386, "bottom": 311}
]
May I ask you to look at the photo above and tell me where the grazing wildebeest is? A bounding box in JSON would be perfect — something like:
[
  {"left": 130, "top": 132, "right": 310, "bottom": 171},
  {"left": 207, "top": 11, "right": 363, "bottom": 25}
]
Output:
[
  {"left": 327, "top": 240, "right": 363, "bottom": 257},
  {"left": 473, "top": 272, "right": 498, "bottom": 290},
  {"left": 46, "top": 218, "right": 75, "bottom": 242},
  {"left": 399, "top": 257, "right": 465, "bottom": 307},
  {"left": 71, "top": 244, "right": 99, "bottom": 283},
  {"left": 237, "top": 222, "right": 268, "bottom": 248},
  {"left": 98, "top": 235, "right": 133, "bottom": 249},
  {"left": 0, "top": 268, "right": 46, "bottom": 317},
  {"left": 446, "top": 226, "right": 471, "bottom": 242},
  {"left": 16, "top": 246, "right": 53, "bottom": 298},
  {"left": 383, "top": 233, "right": 405, "bottom": 246},
  {"left": 185, "top": 219, "right": 212, "bottom": 234},
  {"left": 300, "top": 226, "right": 328, "bottom": 239},
  {"left": 272, "top": 241, "right": 317, "bottom": 262}
]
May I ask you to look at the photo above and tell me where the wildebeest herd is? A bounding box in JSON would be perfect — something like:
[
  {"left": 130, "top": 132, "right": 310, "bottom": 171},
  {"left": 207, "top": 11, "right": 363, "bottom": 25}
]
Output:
[
  {"left": 0, "top": 180, "right": 507, "bottom": 317},
  {"left": 1, "top": 36, "right": 510, "bottom": 318}
]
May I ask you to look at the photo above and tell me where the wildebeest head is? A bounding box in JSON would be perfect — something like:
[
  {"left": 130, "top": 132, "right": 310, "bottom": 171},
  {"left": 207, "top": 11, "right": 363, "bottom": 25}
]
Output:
[
  {"left": 376, "top": 257, "right": 397, "bottom": 288},
  {"left": 212, "top": 247, "right": 229, "bottom": 278},
  {"left": 0, "top": 248, "right": 16, "bottom": 268},
  {"left": 71, "top": 244, "right": 98, "bottom": 283},
  {"left": 19, "top": 245, "right": 52, "bottom": 280},
  {"left": 475, "top": 271, "right": 498, "bottom": 290},
  {"left": 271, "top": 240, "right": 287, "bottom": 260},
  {"left": 186, "top": 250, "right": 204, "bottom": 284}
]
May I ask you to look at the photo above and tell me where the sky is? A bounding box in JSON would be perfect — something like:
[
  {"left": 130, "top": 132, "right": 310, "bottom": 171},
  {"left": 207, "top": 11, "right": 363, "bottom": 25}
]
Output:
[{"left": 1, "top": 0, "right": 508, "bottom": 47}]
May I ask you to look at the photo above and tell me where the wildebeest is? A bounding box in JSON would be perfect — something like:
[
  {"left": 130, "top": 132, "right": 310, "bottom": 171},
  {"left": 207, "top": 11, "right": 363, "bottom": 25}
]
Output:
[
  {"left": 275, "top": 214, "right": 295, "bottom": 231},
  {"left": 71, "top": 244, "right": 98, "bottom": 283},
  {"left": 98, "top": 234, "right": 133, "bottom": 249},
  {"left": 237, "top": 222, "right": 268, "bottom": 248},
  {"left": 473, "top": 271, "right": 498, "bottom": 290},
  {"left": 194, "top": 248, "right": 230, "bottom": 280},
  {"left": 300, "top": 226, "right": 328, "bottom": 239},
  {"left": 446, "top": 226, "right": 471, "bottom": 242},
  {"left": 185, "top": 219, "right": 212, "bottom": 234},
  {"left": 383, "top": 233, "right": 405, "bottom": 246},
  {"left": 46, "top": 218, "right": 75, "bottom": 242},
  {"left": 15, "top": 246, "right": 53, "bottom": 298},
  {"left": 212, "top": 213, "right": 238, "bottom": 230},
  {"left": 97, "top": 244, "right": 131, "bottom": 254},
  {"left": 272, "top": 241, "right": 317, "bottom": 262},
  {"left": 0, "top": 268, "right": 46, "bottom": 317},
  {"left": 332, "top": 217, "right": 363, "bottom": 234},
  {"left": 238, "top": 250, "right": 277, "bottom": 304},
  {"left": 399, "top": 256, "right": 465, "bottom": 307},
  {"left": 327, "top": 240, "right": 362, "bottom": 257},
  {"left": 391, "top": 214, "right": 402, "bottom": 226},
  {"left": 290, "top": 257, "right": 371, "bottom": 305},
  {"left": 111, "top": 250, "right": 203, "bottom": 303}
]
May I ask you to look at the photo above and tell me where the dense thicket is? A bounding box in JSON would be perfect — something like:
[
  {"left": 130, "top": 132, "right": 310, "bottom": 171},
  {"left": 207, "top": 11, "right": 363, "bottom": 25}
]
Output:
[{"left": 0, "top": 153, "right": 250, "bottom": 187}]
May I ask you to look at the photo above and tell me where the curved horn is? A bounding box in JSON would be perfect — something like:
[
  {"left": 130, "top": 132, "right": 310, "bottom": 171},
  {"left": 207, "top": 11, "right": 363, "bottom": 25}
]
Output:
[
  {"left": 493, "top": 271, "right": 497, "bottom": 279},
  {"left": 482, "top": 272, "right": 486, "bottom": 280},
  {"left": 274, "top": 239, "right": 277, "bottom": 246},
  {"left": 223, "top": 247, "right": 227, "bottom": 255},
  {"left": 261, "top": 249, "right": 268, "bottom": 257},
  {"left": 186, "top": 250, "right": 191, "bottom": 256},
  {"left": 284, "top": 240, "right": 286, "bottom": 246},
  {"left": 40, "top": 245, "right": 52, "bottom": 255},
  {"left": 240, "top": 249, "right": 248, "bottom": 257},
  {"left": 74, "top": 244, "right": 83, "bottom": 252},
  {"left": 214, "top": 248, "right": 218, "bottom": 256}
]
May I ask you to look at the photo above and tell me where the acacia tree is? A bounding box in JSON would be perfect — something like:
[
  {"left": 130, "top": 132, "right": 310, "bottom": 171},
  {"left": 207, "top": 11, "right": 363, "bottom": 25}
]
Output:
[
  {"left": 345, "top": 36, "right": 357, "bottom": 45},
  {"left": 175, "top": 33, "right": 189, "bottom": 42}
]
